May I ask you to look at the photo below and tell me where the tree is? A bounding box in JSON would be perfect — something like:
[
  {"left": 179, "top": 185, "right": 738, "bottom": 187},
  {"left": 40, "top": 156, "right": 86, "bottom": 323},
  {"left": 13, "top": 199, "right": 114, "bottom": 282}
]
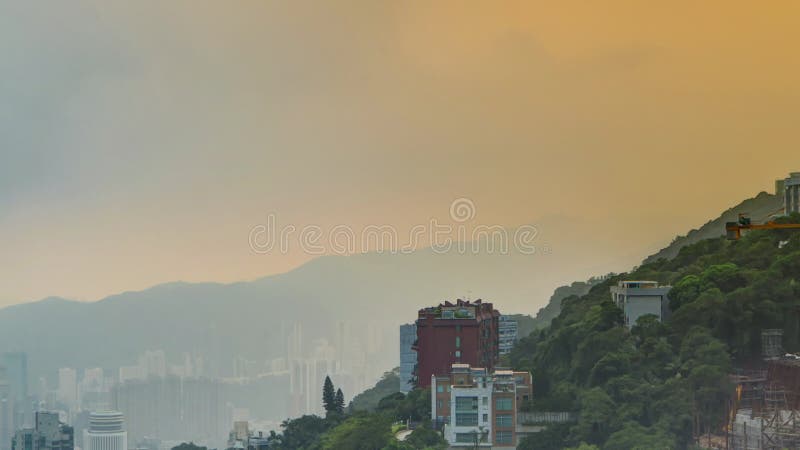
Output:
[
  {"left": 270, "top": 414, "right": 332, "bottom": 450},
  {"left": 171, "top": 443, "right": 206, "bottom": 450},
  {"left": 320, "top": 413, "right": 392, "bottom": 450},
  {"left": 323, "top": 375, "right": 336, "bottom": 414},
  {"left": 348, "top": 368, "right": 400, "bottom": 412},
  {"left": 404, "top": 424, "right": 447, "bottom": 449},
  {"left": 603, "top": 422, "right": 674, "bottom": 450},
  {"left": 335, "top": 388, "right": 345, "bottom": 414}
]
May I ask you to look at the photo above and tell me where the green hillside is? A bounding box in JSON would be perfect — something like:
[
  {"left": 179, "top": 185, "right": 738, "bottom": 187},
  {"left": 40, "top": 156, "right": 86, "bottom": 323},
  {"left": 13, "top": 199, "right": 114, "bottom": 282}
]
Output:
[
  {"left": 528, "top": 277, "right": 611, "bottom": 332},
  {"left": 643, "top": 191, "right": 782, "bottom": 264},
  {"left": 521, "top": 191, "right": 782, "bottom": 342},
  {"left": 511, "top": 213, "right": 800, "bottom": 449}
]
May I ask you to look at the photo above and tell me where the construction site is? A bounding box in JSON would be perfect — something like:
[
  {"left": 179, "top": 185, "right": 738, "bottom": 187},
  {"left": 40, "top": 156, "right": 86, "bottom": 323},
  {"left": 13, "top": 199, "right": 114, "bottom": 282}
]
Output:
[{"left": 728, "top": 330, "right": 800, "bottom": 449}]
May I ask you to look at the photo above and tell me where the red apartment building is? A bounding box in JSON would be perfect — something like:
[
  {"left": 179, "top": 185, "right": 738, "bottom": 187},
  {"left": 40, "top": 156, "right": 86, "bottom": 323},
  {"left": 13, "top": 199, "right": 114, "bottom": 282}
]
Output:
[{"left": 413, "top": 299, "right": 500, "bottom": 388}]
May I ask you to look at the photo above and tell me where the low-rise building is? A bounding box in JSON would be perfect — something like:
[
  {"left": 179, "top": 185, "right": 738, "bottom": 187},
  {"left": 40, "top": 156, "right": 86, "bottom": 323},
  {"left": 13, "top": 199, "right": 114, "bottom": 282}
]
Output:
[
  {"left": 431, "top": 364, "right": 532, "bottom": 447},
  {"left": 609, "top": 281, "right": 671, "bottom": 327}
]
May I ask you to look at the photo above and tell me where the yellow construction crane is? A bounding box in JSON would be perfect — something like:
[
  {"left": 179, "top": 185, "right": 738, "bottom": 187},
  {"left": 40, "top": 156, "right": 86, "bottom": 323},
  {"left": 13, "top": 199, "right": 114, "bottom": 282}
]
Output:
[{"left": 725, "top": 213, "right": 800, "bottom": 240}]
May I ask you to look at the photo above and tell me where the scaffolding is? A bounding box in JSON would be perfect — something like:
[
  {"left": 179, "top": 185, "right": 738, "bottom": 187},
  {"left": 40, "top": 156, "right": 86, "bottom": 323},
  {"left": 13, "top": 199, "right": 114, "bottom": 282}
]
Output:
[
  {"left": 730, "top": 382, "right": 800, "bottom": 449},
  {"left": 760, "top": 384, "right": 800, "bottom": 449},
  {"left": 762, "top": 330, "right": 784, "bottom": 360}
]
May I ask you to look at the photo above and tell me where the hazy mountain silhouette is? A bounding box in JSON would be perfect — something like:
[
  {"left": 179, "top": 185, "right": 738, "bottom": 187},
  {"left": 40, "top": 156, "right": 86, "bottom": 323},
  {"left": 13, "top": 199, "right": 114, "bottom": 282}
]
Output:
[
  {"left": 643, "top": 191, "right": 782, "bottom": 264},
  {"left": 0, "top": 217, "right": 645, "bottom": 385},
  {"left": 2, "top": 191, "right": 780, "bottom": 385}
]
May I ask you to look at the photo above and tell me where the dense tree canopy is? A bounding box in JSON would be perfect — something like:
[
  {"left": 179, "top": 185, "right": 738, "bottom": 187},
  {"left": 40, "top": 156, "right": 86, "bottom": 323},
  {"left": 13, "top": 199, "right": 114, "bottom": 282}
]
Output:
[
  {"left": 263, "top": 387, "right": 442, "bottom": 449},
  {"left": 512, "top": 219, "right": 800, "bottom": 448}
]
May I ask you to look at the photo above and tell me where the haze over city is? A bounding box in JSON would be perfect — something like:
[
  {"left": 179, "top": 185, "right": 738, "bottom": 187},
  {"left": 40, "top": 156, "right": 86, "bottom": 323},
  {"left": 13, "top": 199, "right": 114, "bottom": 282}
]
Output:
[
  {"left": 2, "top": 2, "right": 800, "bottom": 450},
  {"left": 3, "top": 1, "right": 799, "bottom": 307}
]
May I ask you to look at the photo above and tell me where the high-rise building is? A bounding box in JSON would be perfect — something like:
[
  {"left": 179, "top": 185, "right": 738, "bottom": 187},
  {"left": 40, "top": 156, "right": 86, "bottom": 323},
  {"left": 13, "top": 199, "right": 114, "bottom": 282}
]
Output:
[
  {"left": 2, "top": 353, "right": 29, "bottom": 423},
  {"left": 497, "top": 317, "right": 518, "bottom": 356},
  {"left": 413, "top": 300, "right": 500, "bottom": 388},
  {"left": 399, "top": 324, "right": 417, "bottom": 393},
  {"left": 83, "top": 411, "right": 127, "bottom": 450},
  {"left": 56, "top": 369, "right": 77, "bottom": 410},
  {"left": 12, "top": 411, "right": 74, "bottom": 450},
  {"left": 0, "top": 368, "right": 14, "bottom": 450},
  {"left": 111, "top": 377, "right": 224, "bottom": 447},
  {"left": 431, "top": 364, "right": 532, "bottom": 448},
  {"left": 137, "top": 351, "right": 166, "bottom": 379},
  {"left": 0, "top": 354, "right": 27, "bottom": 402}
]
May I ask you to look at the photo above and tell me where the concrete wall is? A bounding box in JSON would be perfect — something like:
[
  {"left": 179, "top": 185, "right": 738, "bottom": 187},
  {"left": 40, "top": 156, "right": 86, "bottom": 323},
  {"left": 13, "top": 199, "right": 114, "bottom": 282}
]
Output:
[{"left": 624, "top": 296, "right": 663, "bottom": 326}]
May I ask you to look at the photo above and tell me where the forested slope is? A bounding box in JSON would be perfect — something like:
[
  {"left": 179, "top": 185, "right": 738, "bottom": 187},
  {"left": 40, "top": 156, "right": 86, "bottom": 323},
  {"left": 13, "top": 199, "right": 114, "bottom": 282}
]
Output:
[{"left": 511, "top": 214, "right": 800, "bottom": 449}]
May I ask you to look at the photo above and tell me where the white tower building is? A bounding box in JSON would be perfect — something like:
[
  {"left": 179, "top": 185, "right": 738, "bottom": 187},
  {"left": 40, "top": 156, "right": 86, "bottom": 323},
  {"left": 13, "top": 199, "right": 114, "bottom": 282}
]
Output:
[{"left": 84, "top": 411, "right": 127, "bottom": 450}]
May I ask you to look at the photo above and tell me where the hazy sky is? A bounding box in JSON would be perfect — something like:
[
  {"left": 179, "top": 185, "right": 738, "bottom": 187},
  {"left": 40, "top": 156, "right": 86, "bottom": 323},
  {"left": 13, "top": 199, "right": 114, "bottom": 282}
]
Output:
[{"left": 2, "top": 1, "right": 799, "bottom": 306}]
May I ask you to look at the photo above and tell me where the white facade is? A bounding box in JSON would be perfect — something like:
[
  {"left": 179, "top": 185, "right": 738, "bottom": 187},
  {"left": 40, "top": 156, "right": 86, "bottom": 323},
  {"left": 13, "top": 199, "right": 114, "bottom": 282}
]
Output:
[
  {"left": 56, "top": 369, "right": 77, "bottom": 409},
  {"left": 610, "top": 281, "right": 671, "bottom": 327},
  {"left": 84, "top": 411, "right": 127, "bottom": 450},
  {"left": 438, "top": 366, "right": 493, "bottom": 447},
  {"left": 446, "top": 385, "right": 493, "bottom": 446},
  {"left": 784, "top": 172, "right": 800, "bottom": 215}
]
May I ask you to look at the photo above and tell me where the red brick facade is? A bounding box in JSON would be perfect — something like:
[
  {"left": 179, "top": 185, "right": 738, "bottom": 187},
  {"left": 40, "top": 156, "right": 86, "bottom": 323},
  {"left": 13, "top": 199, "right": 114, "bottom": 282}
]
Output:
[{"left": 413, "top": 299, "right": 500, "bottom": 388}]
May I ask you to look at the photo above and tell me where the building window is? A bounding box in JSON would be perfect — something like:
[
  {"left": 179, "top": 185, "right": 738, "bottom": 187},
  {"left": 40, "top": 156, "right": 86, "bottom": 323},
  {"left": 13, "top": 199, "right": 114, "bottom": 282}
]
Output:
[
  {"left": 455, "top": 396, "right": 478, "bottom": 411},
  {"left": 436, "top": 385, "right": 444, "bottom": 393},
  {"left": 495, "top": 397, "right": 513, "bottom": 411},
  {"left": 455, "top": 413, "right": 478, "bottom": 426},
  {"left": 482, "top": 413, "right": 488, "bottom": 423},
  {"left": 496, "top": 430, "right": 513, "bottom": 444},
  {"left": 495, "top": 414, "right": 513, "bottom": 427},
  {"left": 455, "top": 433, "right": 473, "bottom": 443},
  {"left": 483, "top": 396, "right": 489, "bottom": 406},
  {"left": 437, "top": 399, "right": 443, "bottom": 409},
  {"left": 455, "top": 350, "right": 461, "bottom": 358},
  {"left": 456, "top": 325, "right": 462, "bottom": 332},
  {"left": 455, "top": 336, "right": 461, "bottom": 348}
]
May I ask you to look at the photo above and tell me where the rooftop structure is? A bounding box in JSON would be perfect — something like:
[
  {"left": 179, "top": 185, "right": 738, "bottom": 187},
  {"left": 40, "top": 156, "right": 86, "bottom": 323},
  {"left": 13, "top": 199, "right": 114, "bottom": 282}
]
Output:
[
  {"left": 609, "top": 281, "right": 671, "bottom": 327},
  {"left": 413, "top": 300, "right": 500, "bottom": 388}
]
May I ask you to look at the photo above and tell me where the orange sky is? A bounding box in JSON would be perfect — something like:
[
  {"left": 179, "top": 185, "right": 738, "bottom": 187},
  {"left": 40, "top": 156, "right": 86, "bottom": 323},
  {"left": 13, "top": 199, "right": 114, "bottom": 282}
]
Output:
[{"left": 1, "top": 1, "right": 799, "bottom": 305}]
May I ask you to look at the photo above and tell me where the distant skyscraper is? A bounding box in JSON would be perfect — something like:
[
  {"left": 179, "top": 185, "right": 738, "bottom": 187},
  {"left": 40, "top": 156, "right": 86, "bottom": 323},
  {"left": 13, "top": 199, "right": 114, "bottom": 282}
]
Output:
[
  {"left": 111, "top": 377, "right": 224, "bottom": 446},
  {"left": 0, "top": 368, "right": 14, "bottom": 450},
  {"left": 137, "top": 351, "right": 166, "bottom": 378},
  {"left": 498, "top": 316, "right": 518, "bottom": 355},
  {"left": 2, "top": 353, "right": 28, "bottom": 406},
  {"left": 12, "top": 411, "right": 74, "bottom": 450},
  {"left": 2, "top": 353, "right": 29, "bottom": 433},
  {"left": 399, "top": 324, "right": 417, "bottom": 393},
  {"left": 83, "top": 411, "right": 127, "bottom": 450},
  {"left": 57, "top": 369, "right": 77, "bottom": 410}
]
